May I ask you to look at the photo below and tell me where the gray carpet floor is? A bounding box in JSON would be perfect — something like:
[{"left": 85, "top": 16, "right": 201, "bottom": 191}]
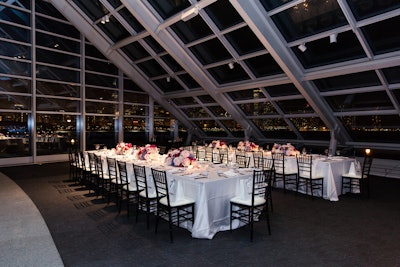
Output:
[{"left": 1, "top": 162, "right": 399, "bottom": 267}]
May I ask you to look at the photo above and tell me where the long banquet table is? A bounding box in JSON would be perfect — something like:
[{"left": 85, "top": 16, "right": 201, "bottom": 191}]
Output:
[{"left": 85, "top": 150, "right": 253, "bottom": 239}]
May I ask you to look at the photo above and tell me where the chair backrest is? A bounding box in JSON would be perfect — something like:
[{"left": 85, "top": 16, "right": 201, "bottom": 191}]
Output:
[
  {"left": 262, "top": 157, "right": 274, "bottom": 171},
  {"left": 94, "top": 154, "right": 104, "bottom": 178},
  {"left": 236, "top": 154, "right": 250, "bottom": 168},
  {"left": 106, "top": 157, "right": 118, "bottom": 183},
  {"left": 196, "top": 148, "right": 206, "bottom": 161},
  {"left": 235, "top": 149, "right": 246, "bottom": 156},
  {"left": 296, "top": 154, "right": 313, "bottom": 178},
  {"left": 79, "top": 151, "right": 86, "bottom": 169},
  {"left": 253, "top": 152, "right": 263, "bottom": 168},
  {"left": 133, "top": 164, "right": 148, "bottom": 196},
  {"left": 68, "top": 148, "right": 75, "bottom": 165},
  {"left": 272, "top": 153, "right": 285, "bottom": 174},
  {"left": 87, "top": 152, "right": 96, "bottom": 172},
  {"left": 117, "top": 160, "right": 129, "bottom": 186},
  {"left": 362, "top": 156, "right": 373, "bottom": 178},
  {"left": 219, "top": 148, "right": 228, "bottom": 164},
  {"left": 205, "top": 147, "right": 213, "bottom": 162},
  {"left": 212, "top": 149, "right": 223, "bottom": 164},
  {"left": 251, "top": 170, "right": 268, "bottom": 205},
  {"left": 158, "top": 146, "right": 167, "bottom": 155},
  {"left": 151, "top": 168, "right": 170, "bottom": 205}
]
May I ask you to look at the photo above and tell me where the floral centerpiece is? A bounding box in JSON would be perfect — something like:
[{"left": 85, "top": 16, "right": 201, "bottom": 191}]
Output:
[
  {"left": 136, "top": 144, "right": 159, "bottom": 160},
  {"left": 165, "top": 148, "right": 198, "bottom": 167},
  {"left": 271, "top": 143, "right": 300, "bottom": 156},
  {"left": 208, "top": 140, "right": 228, "bottom": 149},
  {"left": 114, "top": 142, "right": 133, "bottom": 155},
  {"left": 237, "top": 141, "right": 259, "bottom": 152}
]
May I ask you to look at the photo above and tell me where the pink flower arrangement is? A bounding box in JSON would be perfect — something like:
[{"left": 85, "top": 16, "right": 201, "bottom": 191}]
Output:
[
  {"left": 136, "top": 144, "right": 158, "bottom": 160},
  {"left": 237, "top": 141, "right": 259, "bottom": 152},
  {"left": 115, "top": 142, "right": 133, "bottom": 155},
  {"left": 208, "top": 140, "right": 228, "bottom": 149},
  {"left": 165, "top": 148, "right": 197, "bottom": 167},
  {"left": 271, "top": 143, "right": 300, "bottom": 156}
]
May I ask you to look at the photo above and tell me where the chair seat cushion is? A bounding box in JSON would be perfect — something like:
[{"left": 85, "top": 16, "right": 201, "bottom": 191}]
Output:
[
  {"left": 139, "top": 190, "right": 157, "bottom": 199},
  {"left": 122, "top": 184, "right": 137, "bottom": 192},
  {"left": 230, "top": 196, "right": 266, "bottom": 206},
  {"left": 159, "top": 196, "right": 194, "bottom": 207},
  {"left": 342, "top": 173, "right": 362, "bottom": 179}
]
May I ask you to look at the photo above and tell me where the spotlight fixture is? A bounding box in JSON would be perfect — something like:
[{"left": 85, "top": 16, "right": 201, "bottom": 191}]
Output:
[
  {"left": 329, "top": 33, "right": 337, "bottom": 43},
  {"left": 298, "top": 43, "right": 307, "bottom": 52},
  {"left": 105, "top": 15, "right": 110, "bottom": 23},
  {"left": 228, "top": 62, "right": 235, "bottom": 69},
  {"left": 101, "top": 17, "right": 106, "bottom": 24},
  {"left": 166, "top": 76, "right": 171, "bottom": 82}
]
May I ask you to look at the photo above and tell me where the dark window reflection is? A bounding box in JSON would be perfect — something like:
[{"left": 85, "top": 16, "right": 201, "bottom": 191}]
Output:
[
  {"left": 37, "top": 81, "right": 79, "bottom": 97},
  {"left": 37, "top": 65, "right": 78, "bottom": 83},
  {"left": 382, "top": 66, "right": 400, "bottom": 84},
  {"left": 225, "top": 26, "right": 265, "bottom": 56},
  {"left": 346, "top": 0, "right": 400, "bottom": 20},
  {"left": 118, "top": 7, "right": 145, "bottom": 32},
  {"left": 172, "top": 97, "right": 198, "bottom": 106},
  {"left": 197, "top": 95, "right": 216, "bottom": 104},
  {"left": 244, "top": 54, "right": 283, "bottom": 78},
  {"left": 314, "top": 70, "right": 381, "bottom": 92},
  {"left": 72, "top": 0, "right": 107, "bottom": 21},
  {"left": 121, "top": 42, "right": 150, "bottom": 61},
  {"left": 177, "top": 73, "right": 200, "bottom": 89},
  {"left": 325, "top": 91, "right": 392, "bottom": 112},
  {"left": 189, "top": 38, "right": 231, "bottom": 65},
  {"left": 205, "top": 0, "right": 243, "bottom": 30},
  {"left": 147, "top": 0, "right": 190, "bottom": 20},
  {"left": 153, "top": 78, "right": 184, "bottom": 93},
  {"left": 207, "top": 64, "right": 250, "bottom": 84},
  {"left": 277, "top": 99, "right": 314, "bottom": 114},
  {"left": 171, "top": 16, "right": 213, "bottom": 44},
  {"left": 228, "top": 89, "right": 265, "bottom": 101},
  {"left": 239, "top": 102, "right": 277, "bottom": 116},
  {"left": 1, "top": 78, "right": 31, "bottom": 94},
  {"left": 265, "top": 83, "right": 300, "bottom": 97}
]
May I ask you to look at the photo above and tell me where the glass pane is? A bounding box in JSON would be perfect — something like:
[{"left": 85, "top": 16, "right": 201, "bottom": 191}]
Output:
[
  {"left": 161, "top": 54, "right": 184, "bottom": 72},
  {"left": 204, "top": 0, "right": 243, "bottom": 30},
  {"left": 106, "top": 0, "right": 122, "bottom": 9},
  {"left": 147, "top": 0, "right": 190, "bottom": 20},
  {"left": 225, "top": 26, "right": 265, "bottom": 55},
  {"left": 171, "top": 16, "right": 213, "bottom": 44},
  {"left": 124, "top": 91, "right": 148, "bottom": 104},
  {"left": 208, "top": 106, "right": 230, "bottom": 117},
  {"left": 0, "top": 5, "right": 30, "bottom": 26},
  {"left": 313, "top": 70, "right": 381, "bottom": 92},
  {"left": 292, "top": 30, "right": 366, "bottom": 69},
  {"left": 86, "top": 87, "right": 118, "bottom": 101},
  {"left": 347, "top": 0, "right": 400, "bottom": 20},
  {"left": 123, "top": 104, "right": 148, "bottom": 116},
  {"left": 36, "top": 114, "right": 77, "bottom": 155},
  {"left": 197, "top": 95, "right": 216, "bottom": 104},
  {"left": 86, "top": 115, "right": 116, "bottom": 150},
  {"left": 36, "top": 48, "right": 80, "bottom": 68},
  {"left": 252, "top": 118, "right": 296, "bottom": 139},
  {"left": 98, "top": 15, "right": 131, "bottom": 42},
  {"left": 382, "top": 66, "right": 400, "bottom": 84},
  {"left": 0, "top": 112, "right": 30, "bottom": 157},
  {"left": 118, "top": 7, "right": 145, "bottom": 33},
  {"left": 172, "top": 97, "right": 197, "bottom": 106},
  {"left": 37, "top": 81, "right": 79, "bottom": 98},
  {"left": 277, "top": 99, "right": 314, "bottom": 114},
  {"left": 144, "top": 36, "right": 164, "bottom": 54},
  {"left": 238, "top": 102, "right": 277, "bottom": 116},
  {"left": 137, "top": 59, "right": 167, "bottom": 77},
  {"left": 86, "top": 58, "right": 118, "bottom": 75},
  {"left": 85, "top": 101, "right": 117, "bottom": 114},
  {"left": 36, "top": 0, "right": 66, "bottom": 20},
  {"left": 85, "top": 73, "right": 117, "bottom": 88},
  {"left": 36, "top": 32, "right": 80, "bottom": 54},
  {"left": 153, "top": 78, "right": 184, "bottom": 93},
  {"left": 0, "top": 23, "right": 30, "bottom": 42},
  {"left": 0, "top": 59, "right": 30, "bottom": 76},
  {"left": 37, "top": 97, "right": 79, "bottom": 112},
  {"left": 0, "top": 94, "right": 31, "bottom": 110},
  {"left": 86, "top": 43, "right": 107, "bottom": 60},
  {"left": 37, "top": 65, "right": 79, "bottom": 83},
  {"left": 121, "top": 41, "right": 150, "bottom": 61},
  {"left": 265, "top": 83, "right": 300, "bottom": 97},
  {"left": 339, "top": 114, "right": 400, "bottom": 142},
  {"left": 36, "top": 16, "right": 80, "bottom": 39},
  {"left": 124, "top": 79, "right": 144, "bottom": 92},
  {"left": 271, "top": 1, "right": 347, "bottom": 42},
  {"left": 362, "top": 15, "right": 400, "bottom": 55},
  {"left": 189, "top": 38, "right": 232, "bottom": 65},
  {"left": 5, "top": 0, "right": 30, "bottom": 9},
  {"left": 325, "top": 91, "right": 393, "bottom": 112},
  {"left": 192, "top": 120, "right": 228, "bottom": 137},
  {"left": 260, "top": 0, "right": 292, "bottom": 11},
  {"left": 207, "top": 64, "right": 250, "bottom": 84},
  {"left": 244, "top": 54, "right": 283, "bottom": 78},
  {"left": 0, "top": 77, "right": 31, "bottom": 94},
  {"left": 220, "top": 119, "right": 244, "bottom": 138},
  {"left": 228, "top": 88, "right": 265, "bottom": 101},
  {"left": 177, "top": 73, "right": 200, "bottom": 89},
  {"left": 181, "top": 107, "right": 210, "bottom": 118},
  {"left": 290, "top": 117, "right": 329, "bottom": 140},
  {"left": 72, "top": 0, "right": 107, "bottom": 21}
]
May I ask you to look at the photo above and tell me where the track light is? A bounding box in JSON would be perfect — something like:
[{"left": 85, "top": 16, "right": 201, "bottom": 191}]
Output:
[
  {"left": 101, "top": 17, "right": 106, "bottom": 24},
  {"left": 228, "top": 62, "right": 235, "bottom": 69},
  {"left": 298, "top": 43, "right": 307, "bottom": 52},
  {"left": 329, "top": 33, "right": 337, "bottom": 43},
  {"left": 166, "top": 76, "right": 171, "bottom": 82},
  {"left": 105, "top": 15, "right": 110, "bottom": 23}
]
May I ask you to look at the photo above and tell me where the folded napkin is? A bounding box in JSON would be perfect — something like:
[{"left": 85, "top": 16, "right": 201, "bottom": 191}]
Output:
[{"left": 224, "top": 170, "right": 238, "bottom": 177}]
